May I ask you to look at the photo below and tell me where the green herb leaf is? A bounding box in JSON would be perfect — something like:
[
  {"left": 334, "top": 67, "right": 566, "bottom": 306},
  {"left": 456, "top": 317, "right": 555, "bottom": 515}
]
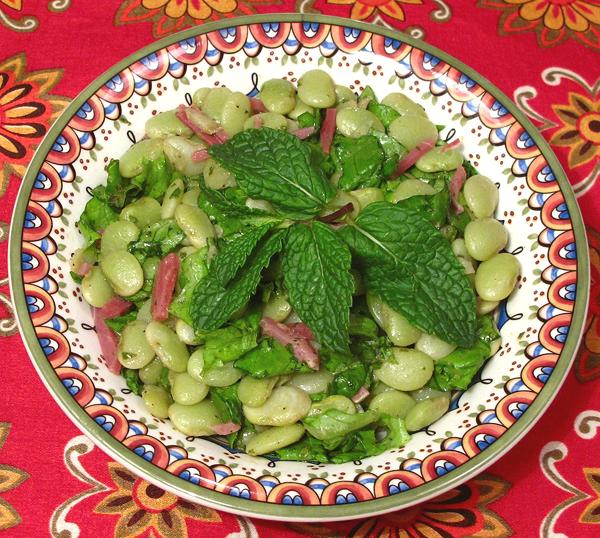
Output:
[
  {"left": 283, "top": 222, "right": 354, "bottom": 352},
  {"left": 128, "top": 220, "right": 185, "bottom": 265},
  {"left": 333, "top": 135, "right": 385, "bottom": 191},
  {"left": 198, "top": 185, "right": 281, "bottom": 236},
  {"left": 429, "top": 315, "right": 499, "bottom": 391},
  {"left": 203, "top": 312, "right": 261, "bottom": 370},
  {"left": 143, "top": 155, "right": 173, "bottom": 200},
  {"left": 122, "top": 368, "right": 143, "bottom": 396},
  {"left": 211, "top": 385, "right": 242, "bottom": 425},
  {"left": 209, "top": 224, "right": 275, "bottom": 287},
  {"left": 104, "top": 310, "right": 138, "bottom": 336},
  {"left": 209, "top": 128, "right": 335, "bottom": 219},
  {"left": 170, "top": 247, "right": 210, "bottom": 325},
  {"left": 274, "top": 436, "right": 329, "bottom": 463},
  {"left": 349, "top": 314, "right": 379, "bottom": 338},
  {"left": 367, "top": 102, "right": 400, "bottom": 129},
  {"left": 303, "top": 409, "right": 380, "bottom": 450},
  {"left": 339, "top": 202, "right": 476, "bottom": 347},
  {"left": 77, "top": 197, "right": 118, "bottom": 245},
  {"left": 190, "top": 230, "right": 285, "bottom": 331},
  {"left": 234, "top": 339, "right": 311, "bottom": 378},
  {"left": 371, "top": 131, "right": 407, "bottom": 177}
]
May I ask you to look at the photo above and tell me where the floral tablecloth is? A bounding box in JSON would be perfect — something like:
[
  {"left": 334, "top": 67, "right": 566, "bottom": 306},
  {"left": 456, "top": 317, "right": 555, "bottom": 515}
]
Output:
[{"left": 0, "top": 1, "right": 599, "bottom": 536}]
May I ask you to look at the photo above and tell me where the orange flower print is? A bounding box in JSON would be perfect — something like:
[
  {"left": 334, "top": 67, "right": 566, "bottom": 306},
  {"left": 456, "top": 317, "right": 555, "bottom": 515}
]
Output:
[
  {"left": 326, "top": 0, "right": 423, "bottom": 21},
  {"left": 480, "top": 0, "right": 600, "bottom": 50},
  {"left": 0, "top": 53, "right": 67, "bottom": 197},
  {"left": 551, "top": 92, "right": 600, "bottom": 169},
  {"left": 115, "top": 0, "right": 282, "bottom": 38},
  {"left": 94, "top": 463, "right": 220, "bottom": 538},
  {"left": 0, "top": 423, "right": 28, "bottom": 531},
  {"left": 290, "top": 474, "right": 512, "bottom": 538}
]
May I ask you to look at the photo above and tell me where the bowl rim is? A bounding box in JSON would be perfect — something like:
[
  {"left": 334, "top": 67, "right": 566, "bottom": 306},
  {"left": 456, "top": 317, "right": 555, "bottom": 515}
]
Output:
[{"left": 8, "top": 12, "right": 590, "bottom": 522}]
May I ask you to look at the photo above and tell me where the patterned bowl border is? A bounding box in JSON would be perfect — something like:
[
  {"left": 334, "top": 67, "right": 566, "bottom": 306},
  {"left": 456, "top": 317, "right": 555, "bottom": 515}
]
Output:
[{"left": 9, "top": 14, "right": 589, "bottom": 521}]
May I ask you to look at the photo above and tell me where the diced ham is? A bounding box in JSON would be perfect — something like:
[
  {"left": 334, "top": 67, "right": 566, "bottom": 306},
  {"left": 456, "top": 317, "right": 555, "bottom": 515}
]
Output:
[
  {"left": 94, "top": 297, "right": 132, "bottom": 375},
  {"left": 192, "top": 149, "right": 210, "bottom": 162},
  {"left": 175, "top": 105, "right": 223, "bottom": 146},
  {"left": 288, "top": 323, "right": 314, "bottom": 341},
  {"left": 352, "top": 386, "right": 370, "bottom": 404},
  {"left": 260, "top": 317, "right": 320, "bottom": 370},
  {"left": 214, "top": 128, "right": 229, "bottom": 143},
  {"left": 250, "top": 97, "right": 267, "bottom": 113},
  {"left": 449, "top": 165, "right": 466, "bottom": 214},
  {"left": 441, "top": 137, "right": 462, "bottom": 151},
  {"left": 151, "top": 253, "right": 180, "bottom": 322},
  {"left": 212, "top": 422, "right": 241, "bottom": 435},
  {"left": 394, "top": 139, "right": 436, "bottom": 176},
  {"left": 97, "top": 296, "right": 132, "bottom": 319},
  {"left": 292, "top": 126, "right": 316, "bottom": 139},
  {"left": 76, "top": 261, "right": 93, "bottom": 277},
  {"left": 320, "top": 108, "right": 336, "bottom": 154},
  {"left": 253, "top": 115, "right": 263, "bottom": 129},
  {"left": 291, "top": 339, "right": 320, "bottom": 370}
]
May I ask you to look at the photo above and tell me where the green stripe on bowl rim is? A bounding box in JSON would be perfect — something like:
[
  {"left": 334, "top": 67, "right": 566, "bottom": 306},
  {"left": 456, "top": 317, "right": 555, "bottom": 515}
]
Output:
[{"left": 9, "top": 13, "right": 590, "bottom": 521}]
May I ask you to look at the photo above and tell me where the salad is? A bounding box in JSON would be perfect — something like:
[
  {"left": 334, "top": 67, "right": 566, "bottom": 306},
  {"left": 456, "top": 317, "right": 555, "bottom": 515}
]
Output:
[{"left": 72, "top": 70, "right": 519, "bottom": 463}]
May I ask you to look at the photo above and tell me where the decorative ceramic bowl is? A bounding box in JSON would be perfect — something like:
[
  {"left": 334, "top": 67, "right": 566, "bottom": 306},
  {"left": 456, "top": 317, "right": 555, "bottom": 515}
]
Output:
[{"left": 9, "top": 14, "right": 589, "bottom": 521}]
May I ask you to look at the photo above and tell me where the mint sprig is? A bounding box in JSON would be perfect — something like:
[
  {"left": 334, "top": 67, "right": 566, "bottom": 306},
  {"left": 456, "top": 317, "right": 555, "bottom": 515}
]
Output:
[
  {"left": 209, "top": 128, "right": 335, "bottom": 219},
  {"left": 283, "top": 222, "right": 354, "bottom": 353},
  {"left": 339, "top": 202, "right": 476, "bottom": 347}
]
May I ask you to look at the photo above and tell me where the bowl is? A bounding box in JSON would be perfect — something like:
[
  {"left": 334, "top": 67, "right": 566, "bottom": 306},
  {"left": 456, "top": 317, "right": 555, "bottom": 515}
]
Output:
[{"left": 9, "top": 14, "right": 589, "bottom": 521}]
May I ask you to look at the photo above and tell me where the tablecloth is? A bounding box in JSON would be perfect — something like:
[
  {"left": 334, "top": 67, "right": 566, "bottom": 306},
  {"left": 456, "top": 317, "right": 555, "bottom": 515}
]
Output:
[{"left": 0, "top": 1, "right": 598, "bottom": 536}]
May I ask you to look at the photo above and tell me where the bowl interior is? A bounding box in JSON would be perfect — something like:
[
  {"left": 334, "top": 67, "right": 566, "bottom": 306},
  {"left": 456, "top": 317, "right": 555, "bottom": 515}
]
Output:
[{"left": 10, "top": 15, "right": 588, "bottom": 520}]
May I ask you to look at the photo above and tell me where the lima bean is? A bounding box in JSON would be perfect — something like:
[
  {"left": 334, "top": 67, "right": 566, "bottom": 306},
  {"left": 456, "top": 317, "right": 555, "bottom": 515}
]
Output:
[
  {"left": 139, "top": 357, "right": 165, "bottom": 385},
  {"left": 175, "top": 319, "right": 201, "bottom": 346},
  {"left": 388, "top": 114, "right": 438, "bottom": 151},
  {"left": 161, "top": 178, "right": 185, "bottom": 219},
  {"left": 464, "top": 218, "right": 508, "bottom": 261},
  {"left": 287, "top": 370, "right": 333, "bottom": 395},
  {"left": 120, "top": 197, "right": 162, "bottom": 229},
  {"left": 463, "top": 174, "right": 499, "bottom": 218},
  {"left": 163, "top": 136, "right": 207, "bottom": 176},
  {"left": 174, "top": 204, "right": 215, "bottom": 249},
  {"left": 381, "top": 93, "right": 426, "bottom": 117},
  {"left": 336, "top": 107, "right": 384, "bottom": 138},
  {"left": 367, "top": 294, "right": 422, "bottom": 346},
  {"left": 145, "top": 110, "right": 192, "bottom": 139},
  {"left": 260, "top": 79, "right": 296, "bottom": 115},
  {"left": 202, "top": 87, "right": 233, "bottom": 121},
  {"left": 171, "top": 372, "right": 209, "bottom": 405},
  {"left": 404, "top": 395, "right": 450, "bottom": 432},
  {"left": 308, "top": 395, "right": 356, "bottom": 417},
  {"left": 168, "top": 400, "right": 221, "bottom": 436},
  {"left": 145, "top": 321, "right": 189, "bottom": 372},
  {"left": 335, "top": 85, "right": 356, "bottom": 104},
  {"left": 368, "top": 390, "right": 416, "bottom": 418},
  {"left": 99, "top": 251, "right": 144, "bottom": 297},
  {"left": 100, "top": 220, "right": 140, "bottom": 254},
  {"left": 203, "top": 158, "right": 236, "bottom": 190},
  {"left": 201, "top": 362, "right": 243, "bottom": 387},
  {"left": 142, "top": 385, "right": 172, "bottom": 419},
  {"left": 187, "top": 348, "right": 205, "bottom": 381},
  {"left": 243, "top": 112, "right": 288, "bottom": 131},
  {"left": 297, "top": 70, "right": 336, "bottom": 108},
  {"left": 81, "top": 266, "right": 114, "bottom": 308},
  {"left": 238, "top": 376, "right": 278, "bottom": 407},
  {"left": 390, "top": 179, "right": 436, "bottom": 202},
  {"left": 220, "top": 92, "right": 251, "bottom": 136},
  {"left": 246, "top": 424, "right": 305, "bottom": 456},
  {"left": 415, "top": 333, "right": 457, "bottom": 360},
  {"left": 243, "top": 386, "right": 311, "bottom": 426},
  {"left": 192, "top": 87, "right": 211, "bottom": 108},
  {"left": 118, "top": 321, "right": 155, "bottom": 369},
  {"left": 474, "top": 253, "right": 520, "bottom": 301},
  {"left": 415, "top": 146, "right": 463, "bottom": 172},
  {"left": 374, "top": 348, "right": 434, "bottom": 391},
  {"left": 350, "top": 187, "right": 384, "bottom": 210},
  {"left": 119, "top": 138, "right": 164, "bottom": 178},
  {"left": 262, "top": 294, "right": 292, "bottom": 323}
]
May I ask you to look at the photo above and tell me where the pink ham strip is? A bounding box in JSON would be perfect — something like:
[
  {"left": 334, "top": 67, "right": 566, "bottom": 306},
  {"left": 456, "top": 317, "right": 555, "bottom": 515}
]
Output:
[
  {"left": 288, "top": 323, "right": 314, "bottom": 341},
  {"left": 352, "top": 386, "right": 370, "bottom": 404},
  {"left": 76, "top": 261, "right": 93, "bottom": 277},
  {"left": 320, "top": 108, "right": 336, "bottom": 154},
  {"left": 440, "top": 137, "right": 462, "bottom": 152},
  {"left": 253, "top": 115, "right": 263, "bottom": 129},
  {"left": 94, "top": 297, "right": 133, "bottom": 375},
  {"left": 175, "top": 105, "right": 222, "bottom": 146},
  {"left": 250, "top": 97, "right": 267, "bottom": 113},
  {"left": 212, "top": 422, "right": 241, "bottom": 435},
  {"left": 260, "top": 317, "right": 320, "bottom": 370},
  {"left": 214, "top": 128, "right": 229, "bottom": 143},
  {"left": 394, "top": 139, "right": 436, "bottom": 176},
  {"left": 192, "top": 149, "right": 210, "bottom": 162},
  {"left": 292, "top": 126, "right": 316, "bottom": 139},
  {"left": 449, "top": 165, "right": 466, "bottom": 214}
]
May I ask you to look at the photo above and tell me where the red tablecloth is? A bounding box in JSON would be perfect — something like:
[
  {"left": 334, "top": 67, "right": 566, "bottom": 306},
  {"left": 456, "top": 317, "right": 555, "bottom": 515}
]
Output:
[{"left": 0, "top": 1, "right": 599, "bottom": 536}]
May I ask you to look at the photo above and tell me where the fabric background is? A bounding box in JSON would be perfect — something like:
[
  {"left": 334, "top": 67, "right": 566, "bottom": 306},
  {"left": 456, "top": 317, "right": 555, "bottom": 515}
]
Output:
[{"left": 0, "top": 0, "right": 599, "bottom": 536}]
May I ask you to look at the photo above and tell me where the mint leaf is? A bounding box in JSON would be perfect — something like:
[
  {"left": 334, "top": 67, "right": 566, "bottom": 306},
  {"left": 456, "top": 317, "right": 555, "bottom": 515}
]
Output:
[
  {"left": 122, "top": 368, "right": 143, "bottom": 396},
  {"left": 209, "top": 128, "right": 335, "bottom": 219},
  {"left": 190, "top": 229, "right": 285, "bottom": 330},
  {"left": 128, "top": 220, "right": 185, "bottom": 265},
  {"left": 210, "top": 224, "right": 274, "bottom": 287},
  {"left": 283, "top": 222, "right": 354, "bottom": 352},
  {"left": 333, "top": 135, "right": 385, "bottom": 191},
  {"left": 77, "top": 197, "right": 118, "bottom": 245},
  {"left": 339, "top": 202, "right": 476, "bottom": 347},
  {"left": 198, "top": 185, "right": 281, "bottom": 236},
  {"left": 367, "top": 102, "right": 400, "bottom": 128},
  {"left": 234, "top": 339, "right": 311, "bottom": 378}
]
